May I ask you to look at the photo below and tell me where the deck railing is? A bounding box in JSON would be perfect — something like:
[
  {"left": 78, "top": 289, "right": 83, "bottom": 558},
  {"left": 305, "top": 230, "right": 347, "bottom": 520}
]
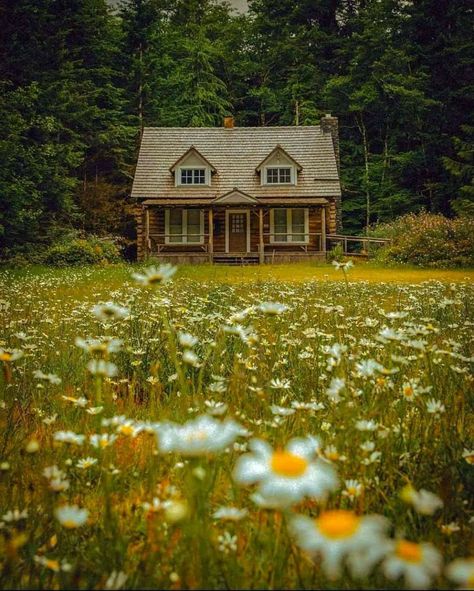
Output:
[
  {"left": 326, "top": 234, "right": 391, "bottom": 257},
  {"left": 147, "top": 232, "right": 391, "bottom": 260}
]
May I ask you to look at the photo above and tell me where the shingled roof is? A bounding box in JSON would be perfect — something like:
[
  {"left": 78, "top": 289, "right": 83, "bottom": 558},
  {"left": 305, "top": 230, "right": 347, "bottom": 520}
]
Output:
[{"left": 131, "top": 125, "right": 341, "bottom": 200}]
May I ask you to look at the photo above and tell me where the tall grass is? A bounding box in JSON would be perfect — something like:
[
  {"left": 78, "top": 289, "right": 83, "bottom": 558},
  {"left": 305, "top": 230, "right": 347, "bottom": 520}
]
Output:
[{"left": 0, "top": 264, "right": 472, "bottom": 589}]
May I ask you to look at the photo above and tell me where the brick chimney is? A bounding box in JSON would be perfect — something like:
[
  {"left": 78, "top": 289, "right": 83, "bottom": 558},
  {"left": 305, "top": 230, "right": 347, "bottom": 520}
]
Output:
[
  {"left": 223, "top": 116, "right": 235, "bottom": 129},
  {"left": 320, "top": 113, "right": 339, "bottom": 172},
  {"left": 321, "top": 113, "right": 342, "bottom": 232}
]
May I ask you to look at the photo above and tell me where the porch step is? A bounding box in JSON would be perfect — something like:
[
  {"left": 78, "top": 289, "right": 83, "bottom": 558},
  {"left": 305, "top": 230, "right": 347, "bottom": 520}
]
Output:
[{"left": 213, "top": 255, "right": 260, "bottom": 265}]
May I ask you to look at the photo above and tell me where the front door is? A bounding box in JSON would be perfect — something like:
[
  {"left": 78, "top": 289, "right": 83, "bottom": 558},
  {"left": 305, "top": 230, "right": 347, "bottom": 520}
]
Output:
[{"left": 228, "top": 212, "right": 248, "bottom": 252}]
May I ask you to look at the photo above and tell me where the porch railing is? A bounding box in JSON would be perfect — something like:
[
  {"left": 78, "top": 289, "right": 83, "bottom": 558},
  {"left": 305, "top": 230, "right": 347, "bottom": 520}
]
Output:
[
  {"left": 148, "top": 233, "right": 209, "bottom": 254},
  {"left": 326, "top": 234, "right": 391, "bottom": 257}
]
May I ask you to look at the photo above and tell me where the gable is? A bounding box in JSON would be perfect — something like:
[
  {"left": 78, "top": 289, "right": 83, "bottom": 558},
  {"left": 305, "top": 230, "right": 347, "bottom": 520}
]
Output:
[
  {"left": 212, "top": 188, "right": 259, "bottom": 205},
  {"left": 255, "top": 145, "right": 303, "bottom": 172},
  {"left": 169, "top": 146, "right": 216, "bottom": 173}
]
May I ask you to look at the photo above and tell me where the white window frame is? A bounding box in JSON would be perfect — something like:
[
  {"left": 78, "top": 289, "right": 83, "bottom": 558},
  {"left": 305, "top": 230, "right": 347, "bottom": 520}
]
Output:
[
  {"left": 164, "top": 209, "right": 204, "bottom": 244},
  {"left": 269, "top": 208, "right": 309, "bottom": 244},
  {"left": 176, "top": 166, "right": 211, "bottom": 187},
  {"left": 262, "top": 165, "right": 296, "bottom": 186}
]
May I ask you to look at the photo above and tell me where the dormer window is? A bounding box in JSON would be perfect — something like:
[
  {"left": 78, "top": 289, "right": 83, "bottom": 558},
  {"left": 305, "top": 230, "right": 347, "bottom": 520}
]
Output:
[
  {"left": 180, "top": 168, "right": 206, "bottom": 185},
  {"left": 256, "top": 145, "right": 302, "bottom": 186},
  {"left": 266, "top": 167, "right": 292, "bottom": 184},
  {"left": 170, "top": 146, "right": 216, "bottom": 187}
]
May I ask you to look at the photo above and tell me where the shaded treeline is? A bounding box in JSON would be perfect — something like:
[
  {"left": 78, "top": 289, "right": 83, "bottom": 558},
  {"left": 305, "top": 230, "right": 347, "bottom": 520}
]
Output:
[{"left": 0, "top": 0, "right": 472, "bottom": 256}]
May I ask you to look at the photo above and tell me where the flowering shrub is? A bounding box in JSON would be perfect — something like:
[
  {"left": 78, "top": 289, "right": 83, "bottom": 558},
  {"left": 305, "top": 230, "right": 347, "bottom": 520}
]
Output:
[
  {"left": 370, "top": 212, "right": 474, "bottom": 267},
  {"left": 44, "top": 235, "right": 121, "bottom": 267}
]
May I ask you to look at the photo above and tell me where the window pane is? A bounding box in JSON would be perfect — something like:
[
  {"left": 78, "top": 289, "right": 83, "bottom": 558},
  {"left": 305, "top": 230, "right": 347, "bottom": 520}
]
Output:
[
  {"left": 181, "top": 170, "right": 192, "bottom": 184},
  {"left": 266, "top": 168, "right": 279, "bottom": 184},
  {"left": 273, "top": 209, "right": 288, "bottom": 242},
  {"left": 169, "top": 209, "right": 184, "bottom": 243},
  {"left": 291, "top": 209, "right": 305, "bottom": 242},
  {"left": 279, "top": 168, "right": 291, "bottom": 183},
  {"left": 187, "top": 210, "right": 201, "bottom": 243},
  {"left": 193, "top": 169, "right": 205, "bottom": 184}
]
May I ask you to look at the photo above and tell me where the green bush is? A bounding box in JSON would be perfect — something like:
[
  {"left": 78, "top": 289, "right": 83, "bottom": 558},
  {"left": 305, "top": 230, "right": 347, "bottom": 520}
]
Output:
[
  {"left": 369, "top": 211, "right": 474, "bottom": 268},
  {"left": 43, "top": 236, "right": 122, "bottom": 267}
]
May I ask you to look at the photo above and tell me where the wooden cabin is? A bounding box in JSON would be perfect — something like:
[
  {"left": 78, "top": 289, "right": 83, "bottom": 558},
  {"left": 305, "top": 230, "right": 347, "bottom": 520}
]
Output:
[{"left": 132, "top": 115, "right": 342, "bottom": 263}]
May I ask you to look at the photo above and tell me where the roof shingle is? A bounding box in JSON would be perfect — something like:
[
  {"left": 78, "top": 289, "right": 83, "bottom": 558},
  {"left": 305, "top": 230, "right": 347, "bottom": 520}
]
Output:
[{"left": 132, "top": 126, "right": 341, "bottom": 200}]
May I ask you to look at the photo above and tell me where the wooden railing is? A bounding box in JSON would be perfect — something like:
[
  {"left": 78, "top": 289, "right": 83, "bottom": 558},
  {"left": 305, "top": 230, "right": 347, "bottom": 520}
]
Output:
[
  {"left": 326, "top": 234, "right": 391, "bottom": 257},
  {"left": 146, "top": 231, "right": 391, "bottom": 261},
  {"left": 148, "top": 233, "right": 209, "bottom": 254},
  {"left": 261, "top": 232, "right": 323, "bottom": 253}
]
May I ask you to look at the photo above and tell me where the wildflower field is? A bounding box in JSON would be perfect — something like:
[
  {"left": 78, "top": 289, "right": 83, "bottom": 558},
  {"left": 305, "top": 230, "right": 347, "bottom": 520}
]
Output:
[{"left": 0, "top": 263, "right": 473, "bottom": 590}]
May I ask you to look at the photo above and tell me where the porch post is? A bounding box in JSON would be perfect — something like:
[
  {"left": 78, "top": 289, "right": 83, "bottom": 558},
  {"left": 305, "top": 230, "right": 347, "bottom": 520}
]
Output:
[
  {"left": 321, "top": 206, "right": 327, "bottom": 254},
  {"left": 145, "top": 207, "right": 150, "bottom": 259},
  {"left": 259, "top": 208, "right": 264, "bottom": 264},
  {"left": 208, "top": 208, "right": 214, "bottom": 263}
]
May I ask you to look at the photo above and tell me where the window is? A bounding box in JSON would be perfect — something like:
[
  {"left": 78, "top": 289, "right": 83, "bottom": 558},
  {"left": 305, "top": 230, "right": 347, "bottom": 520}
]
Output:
[
  {"left": 165, "top": 209, "right": 204, "bottom": 244},
  {"left": 179, "top": 168, "right": 207, "bottom": 185},
  {"left": 266, "top": 167, "right": 293, "bottom": 184},
  {"left": 270, "top": 209, "right": 308, "bottom": 243}
]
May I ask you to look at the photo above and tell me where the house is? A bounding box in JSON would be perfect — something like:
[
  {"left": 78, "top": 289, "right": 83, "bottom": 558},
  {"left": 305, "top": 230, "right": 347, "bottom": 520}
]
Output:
[{"left": 131, "top": 115, "right": 342, "bottom": 263}]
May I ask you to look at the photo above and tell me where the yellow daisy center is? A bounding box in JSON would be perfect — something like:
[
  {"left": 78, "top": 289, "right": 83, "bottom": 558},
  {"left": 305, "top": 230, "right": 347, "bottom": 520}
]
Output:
[
  {"left": 45, "top": 559, "right": 60, "bottom": 571},
  {"left": 403, "top": 386, "right": 414, "bottom": 398},
  {"left": 119, "top": 425, "right": 134, "bottom": 436},
  {"left": 62, "top": 520, "right": 78, "bottom": 529},
  {"left": 148, "top": 274, "right": 164, "bottom": 284},
  {"left": 271, "top": 451, "right": 308, "bottom": 477},
  {"left": 395, "top": 540, "right": 422, "bottom": 563},
  {"left": 317, "top": 510, "right": 360, "bottom": 539},
  {"left": 0, "top": 353, "right": 12, "bottom": 362}
]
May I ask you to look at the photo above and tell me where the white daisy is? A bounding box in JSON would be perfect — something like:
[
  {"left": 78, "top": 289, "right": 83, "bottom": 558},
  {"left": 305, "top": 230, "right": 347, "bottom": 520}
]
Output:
[
  {"left": 382, "top": 539, "right": 442, "bottom": 589},
  {"left": 55, "top": 505, "right": 89, "bottom": 529},
  {"left": 290, "top": 510, "right": 390, "bottom": 579},
  {"left": 233, "top": 436, "right": 337, "bottom": 508},
  {"left": 446, "top": 557, "right": 474, "bottom": 589},
  {"left": 212, "top": 506, "right": 248, "bottom": 521},
  {"left": 132, "top": 264, "right": 177, "bottom": 286},
  {"left": 155, "top": 415, "right": 243, "bottom": 456}
]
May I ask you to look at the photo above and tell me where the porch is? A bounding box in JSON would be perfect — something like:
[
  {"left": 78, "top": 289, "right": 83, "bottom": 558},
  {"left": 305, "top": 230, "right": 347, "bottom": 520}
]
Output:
[{"left": 139, "top": 204, "right": 330, "bottom": 264}]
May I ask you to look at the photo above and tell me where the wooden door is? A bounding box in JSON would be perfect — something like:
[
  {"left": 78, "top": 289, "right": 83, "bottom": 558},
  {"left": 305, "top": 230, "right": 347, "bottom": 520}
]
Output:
[{"left": 228, "top": 212, "right": 247, "bottom": 252}]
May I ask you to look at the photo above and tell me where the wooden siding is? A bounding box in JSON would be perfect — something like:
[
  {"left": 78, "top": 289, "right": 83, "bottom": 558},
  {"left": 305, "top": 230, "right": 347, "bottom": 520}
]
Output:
[{"left": 137, "top": 204, "right": 332, "bottom": 260}]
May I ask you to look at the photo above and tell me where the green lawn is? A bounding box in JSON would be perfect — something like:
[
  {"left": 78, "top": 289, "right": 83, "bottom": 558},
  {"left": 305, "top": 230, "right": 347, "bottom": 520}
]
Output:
[{"left": 8, "top": 261, "right": 474, "bottom": 288}]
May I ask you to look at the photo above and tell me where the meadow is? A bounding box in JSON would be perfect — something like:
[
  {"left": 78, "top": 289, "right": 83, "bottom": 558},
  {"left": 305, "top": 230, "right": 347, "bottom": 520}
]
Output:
[{"left": 0, "top": 262, "right": 473, "bottom": 590}]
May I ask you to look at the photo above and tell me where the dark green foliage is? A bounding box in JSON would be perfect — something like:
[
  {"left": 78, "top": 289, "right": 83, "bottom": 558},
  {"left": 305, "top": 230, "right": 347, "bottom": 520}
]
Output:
[{"left": 0, "top": 0, "right": 472, "bottom": 263}]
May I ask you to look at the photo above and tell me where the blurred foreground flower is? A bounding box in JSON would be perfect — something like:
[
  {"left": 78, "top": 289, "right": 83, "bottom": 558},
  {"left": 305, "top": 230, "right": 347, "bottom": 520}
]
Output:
[
  {"left": 382, "top": 539, "right": 442, "bottom": 589},
  {"left": 290, "top": 510, "right": 389, "bottom": 579},
  {"left": 233, "top": 436, "right": 338, "bottom": 507},
  {"left": 446, "top": 557, "right": 474, "bottom": 589},
  {"left": 155, "top": 415, "right": 243, "bottom": 456},
  {"left": 132, "top": 264, "right": 177, "bottom": 286},
  {"left": 55, "top": 505, "right": 89, "bottom": 529},
  {"left": 401, "top": 485, "right": 443, "bottom": 515}
]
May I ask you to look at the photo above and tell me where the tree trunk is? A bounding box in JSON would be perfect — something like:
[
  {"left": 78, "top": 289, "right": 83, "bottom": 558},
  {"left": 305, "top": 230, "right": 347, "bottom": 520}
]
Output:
[{"left": 356, "top": 113, "right": 371, "bottom": 233}]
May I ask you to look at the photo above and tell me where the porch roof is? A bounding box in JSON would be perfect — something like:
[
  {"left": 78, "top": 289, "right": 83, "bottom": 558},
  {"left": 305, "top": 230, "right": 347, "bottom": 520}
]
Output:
[{"left": 142, "top": 197, "right": 329, "bottom": 207}]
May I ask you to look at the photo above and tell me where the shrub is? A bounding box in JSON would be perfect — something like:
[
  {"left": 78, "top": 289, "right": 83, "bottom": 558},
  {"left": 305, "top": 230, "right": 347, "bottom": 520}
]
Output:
[
  {"left": 43, "top": 235, "right": 122, "bottom": 267},
  {"left": 327, "top": 242, "right": 344, "bottom": 263},
  {"left": 369, "top": 212, "right": 474, "bottom": 268}
]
